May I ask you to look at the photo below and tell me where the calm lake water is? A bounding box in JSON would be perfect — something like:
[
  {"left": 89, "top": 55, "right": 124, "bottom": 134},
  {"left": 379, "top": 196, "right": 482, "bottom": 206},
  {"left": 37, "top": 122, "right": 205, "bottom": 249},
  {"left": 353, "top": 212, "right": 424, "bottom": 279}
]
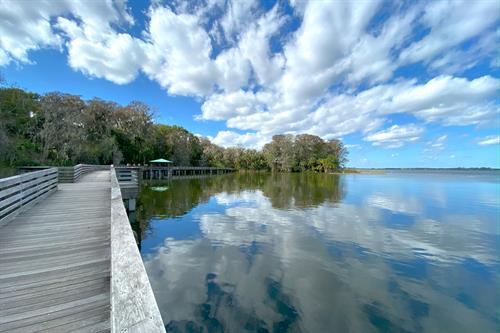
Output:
[{"left": 134, "top": 171, "right": 499, "bottom": 333}]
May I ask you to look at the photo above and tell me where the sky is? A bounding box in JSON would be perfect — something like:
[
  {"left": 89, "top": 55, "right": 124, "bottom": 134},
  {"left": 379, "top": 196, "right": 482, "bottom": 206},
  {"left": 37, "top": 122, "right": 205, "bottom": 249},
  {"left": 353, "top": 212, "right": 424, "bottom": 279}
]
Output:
[{"left": 0, "top": 0, "right": 498, "bottom": 168}]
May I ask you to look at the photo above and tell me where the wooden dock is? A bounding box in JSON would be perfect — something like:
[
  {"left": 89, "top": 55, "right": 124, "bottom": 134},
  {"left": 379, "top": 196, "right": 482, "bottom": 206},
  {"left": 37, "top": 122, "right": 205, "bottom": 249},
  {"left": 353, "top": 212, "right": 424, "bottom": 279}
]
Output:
[
  {"left": 0, "top": 167, "right": 165, "bottom": 333},
  {"left": 140, "top": 166, "right": 234, "bottom": 180}
]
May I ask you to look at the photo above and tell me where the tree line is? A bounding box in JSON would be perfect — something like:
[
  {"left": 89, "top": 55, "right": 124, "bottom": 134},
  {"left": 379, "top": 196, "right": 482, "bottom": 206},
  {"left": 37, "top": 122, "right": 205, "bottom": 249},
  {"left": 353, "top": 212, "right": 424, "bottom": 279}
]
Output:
[{"left": 0, "top": 86, "right": 348, "bottom": 172}]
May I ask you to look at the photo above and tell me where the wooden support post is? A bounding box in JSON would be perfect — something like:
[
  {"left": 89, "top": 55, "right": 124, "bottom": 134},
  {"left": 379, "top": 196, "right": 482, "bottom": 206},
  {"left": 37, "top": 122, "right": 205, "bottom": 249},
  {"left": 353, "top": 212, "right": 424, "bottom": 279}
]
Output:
[{"left": 128, "top": 198, "right": 136, "bottom": 211}]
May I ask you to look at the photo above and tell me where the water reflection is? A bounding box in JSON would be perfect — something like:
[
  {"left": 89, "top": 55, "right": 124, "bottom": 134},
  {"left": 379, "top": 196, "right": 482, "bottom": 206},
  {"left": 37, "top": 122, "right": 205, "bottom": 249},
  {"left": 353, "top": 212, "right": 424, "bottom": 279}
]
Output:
[
  {"left": 134, "top": 172, "right": 345, "bottom": 241},
  {"left": 138, "top": 172, "right": 499, "bottom": 333}
]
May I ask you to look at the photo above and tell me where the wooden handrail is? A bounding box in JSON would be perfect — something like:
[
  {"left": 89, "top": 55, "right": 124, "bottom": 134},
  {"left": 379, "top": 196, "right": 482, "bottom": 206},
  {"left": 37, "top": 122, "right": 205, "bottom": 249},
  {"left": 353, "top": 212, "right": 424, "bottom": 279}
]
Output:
[
  {"left": 60, "top": 164, "right": 110, "bottom": 182},
  {"left": 110, "top": 167, "right": 165, "bottom": 333},
  {"left": 0, "top": 168, "right": 58, "bottom": 226}
]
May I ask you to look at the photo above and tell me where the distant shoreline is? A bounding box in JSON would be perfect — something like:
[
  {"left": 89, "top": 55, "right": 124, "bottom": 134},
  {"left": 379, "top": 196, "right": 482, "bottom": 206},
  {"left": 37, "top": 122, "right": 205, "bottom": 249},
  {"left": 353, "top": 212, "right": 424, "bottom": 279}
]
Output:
[
  {"left": 335, "top": 168, "right": 384, "bottom": 174},
  {"left": 334, "top": 167, "right": 499, "bottom": 175},
  {"left": 349, "top": 167, "right": 499, "bottom": 171}
]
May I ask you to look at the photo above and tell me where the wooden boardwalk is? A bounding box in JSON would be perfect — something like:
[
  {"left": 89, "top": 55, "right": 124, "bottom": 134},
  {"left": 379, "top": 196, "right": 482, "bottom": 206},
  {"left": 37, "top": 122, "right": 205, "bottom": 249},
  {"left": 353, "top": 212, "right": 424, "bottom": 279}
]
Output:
[{"left": 0, "top": 171, "right": 111, "bottom": 332}]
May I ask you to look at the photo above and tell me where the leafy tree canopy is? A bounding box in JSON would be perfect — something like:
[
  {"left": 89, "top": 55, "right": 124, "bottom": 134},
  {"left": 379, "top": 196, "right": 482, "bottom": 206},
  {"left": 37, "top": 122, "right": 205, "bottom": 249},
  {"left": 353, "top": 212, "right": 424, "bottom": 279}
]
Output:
[{"left": 0, "top": 86, "right": 348, "bottom": 171}]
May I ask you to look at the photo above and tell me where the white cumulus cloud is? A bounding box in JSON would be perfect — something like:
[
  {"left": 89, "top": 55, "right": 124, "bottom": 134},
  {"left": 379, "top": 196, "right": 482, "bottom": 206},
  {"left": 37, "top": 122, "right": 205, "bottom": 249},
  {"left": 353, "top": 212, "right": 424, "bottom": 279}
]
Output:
[
  {"left": 208, "top": 131, "right": 268, "bottom": 149},
  {"left": 364, "top": 124, "right": 424, "bottom": 149},
  {"left": 477, "top": 135, "right": 500, "bottom": 146}
]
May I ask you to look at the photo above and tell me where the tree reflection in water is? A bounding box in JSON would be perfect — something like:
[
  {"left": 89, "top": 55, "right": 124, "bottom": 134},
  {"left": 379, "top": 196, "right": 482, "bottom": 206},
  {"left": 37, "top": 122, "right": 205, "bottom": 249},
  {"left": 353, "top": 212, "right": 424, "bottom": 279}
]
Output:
[{"left": 133, "top": 172, "right": 345, "bottom": 241}]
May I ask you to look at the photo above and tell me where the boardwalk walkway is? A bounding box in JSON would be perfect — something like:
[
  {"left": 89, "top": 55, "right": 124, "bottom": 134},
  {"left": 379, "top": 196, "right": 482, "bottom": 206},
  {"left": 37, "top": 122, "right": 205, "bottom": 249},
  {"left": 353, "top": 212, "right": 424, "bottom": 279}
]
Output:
[{"left": 0, "top": 171, "right": 111, "bottom": 332}]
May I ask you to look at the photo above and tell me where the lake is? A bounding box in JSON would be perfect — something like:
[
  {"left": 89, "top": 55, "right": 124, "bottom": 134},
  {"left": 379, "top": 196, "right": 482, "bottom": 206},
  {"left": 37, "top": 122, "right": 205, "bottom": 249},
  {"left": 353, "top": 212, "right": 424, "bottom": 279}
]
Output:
[{"left": 133, "top": 171, "right": 499, "bottom": 333}]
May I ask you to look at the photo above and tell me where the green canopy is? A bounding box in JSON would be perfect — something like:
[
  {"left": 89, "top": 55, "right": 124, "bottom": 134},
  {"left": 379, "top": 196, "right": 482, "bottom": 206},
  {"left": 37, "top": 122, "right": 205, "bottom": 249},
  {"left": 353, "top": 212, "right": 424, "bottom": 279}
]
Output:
[{"left": 149, "top": 158, "right": 172, "bottom": 163}]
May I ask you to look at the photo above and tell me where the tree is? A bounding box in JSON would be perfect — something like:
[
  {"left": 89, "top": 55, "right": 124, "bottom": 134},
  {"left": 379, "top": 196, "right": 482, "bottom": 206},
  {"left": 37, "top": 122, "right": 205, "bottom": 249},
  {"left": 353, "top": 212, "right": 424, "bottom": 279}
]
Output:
[
  {"left": 78, "top": 98, "right": 118, "bottom": 164},
  {"left": 317, "top": 155, "right": 337, "bottom": 173},
  {"left": 261, "top": 134, "right": 348, "bottom": 172},
  {"left": 263, "top": 134, "right": 295, "bottom": 171},
  {"left": 243, "top": 149, "right": 268, "bottom": 170},
  {"left": 324, "top": 139, "right": 348, "bottom": 169},
  {"left": 112, "top": 101, "right": 154, "bottom": 164},
  {"left": 0, "top": 86, "right": 350, "bottom": 171},
  {"left": 294, "top": 134, "right": 325, "bottom": 171},
  {"left": 147, "top": 125, "right": 203, "bottom": 166},
  {"left": 0, "top": 88, "right": 40, "bottom": 165},
  {"left": 199, "top": 138, "right": 225, "bottom": 167},
  {"left": 38, "top": 93, "right": 85, "bottom": 165}
]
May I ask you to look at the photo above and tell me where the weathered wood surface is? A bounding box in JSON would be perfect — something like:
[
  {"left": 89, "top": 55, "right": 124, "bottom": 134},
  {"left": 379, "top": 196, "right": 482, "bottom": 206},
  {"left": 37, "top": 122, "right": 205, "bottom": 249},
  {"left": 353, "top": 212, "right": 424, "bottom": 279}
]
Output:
[
  {"left": 0, "top": 171, "right": 111, "bottom": 332},
  {"left": 57, "top": 164, "right": 110, "bottom": 183},
  {"left": 21, "top": 165, "right": 110, "bottom": 183},
  {"left": 114, "top": 168, "right": 139, "bottom": 201},
  {"left": 0, "top": 168, "right": 58, "bottom": 226},
  {"left": 110, "top": 168, "right": 165, "bottom": 333}
]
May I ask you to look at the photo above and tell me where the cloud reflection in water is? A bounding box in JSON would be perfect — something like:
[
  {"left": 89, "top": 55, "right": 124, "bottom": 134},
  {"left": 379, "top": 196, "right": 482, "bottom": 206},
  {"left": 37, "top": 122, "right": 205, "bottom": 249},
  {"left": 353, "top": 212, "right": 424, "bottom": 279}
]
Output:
[{"left": 139, "top": 172, "right": 499, "bottom": 333}]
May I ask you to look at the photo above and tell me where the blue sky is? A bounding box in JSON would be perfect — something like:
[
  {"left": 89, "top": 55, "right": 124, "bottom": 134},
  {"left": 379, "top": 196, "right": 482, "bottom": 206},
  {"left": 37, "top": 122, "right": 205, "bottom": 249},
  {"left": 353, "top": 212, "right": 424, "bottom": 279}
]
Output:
[{"left": 0, "top": 0, "right": 498, "bottom": 168}]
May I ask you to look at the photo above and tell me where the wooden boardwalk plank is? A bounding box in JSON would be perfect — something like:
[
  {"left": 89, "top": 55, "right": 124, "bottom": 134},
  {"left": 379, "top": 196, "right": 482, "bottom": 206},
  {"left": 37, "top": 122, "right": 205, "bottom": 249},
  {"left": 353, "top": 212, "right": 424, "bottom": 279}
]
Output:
[
  {"left": 0, "top": 171, "right": 111, "bottom": 333},
  {"left": 0, "top": 295, "right": 109, "bottom": 331},
  {"left": 0, "top": 240, "right": 108, "bottom": 260},
  {"left": 1, "top": 279, "right": 109, "bottom": 316},
  {"left": 0, "top": 271, "right": 111, "bottom": 300},
  {"left": 0, "top": 243, "right": 109, "bottom": 263},
  {"left": 0, "top": 264, "right": 110, "bottom": 291}
]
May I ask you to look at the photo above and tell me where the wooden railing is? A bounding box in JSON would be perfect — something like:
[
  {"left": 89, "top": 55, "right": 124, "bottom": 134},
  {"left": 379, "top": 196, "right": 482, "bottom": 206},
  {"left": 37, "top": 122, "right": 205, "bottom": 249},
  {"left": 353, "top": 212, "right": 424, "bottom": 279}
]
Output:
[
  {"left": 59, "top": 164, "right": 110, "bottom": 183},
  {"left": 141, "top": 166, "right": 235, "bottom": 180},
  {"left": 115, "top": 166, "right": 140, "bottom": 185},
  {"left": 110, "top": 167, "right": 165, "bottom": 332},
  {"left": 0, "top": 168, "right": 58, "bottom": 225},
  {"left": 169, "top": 166, "right": 234, "bottom": 170}
]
